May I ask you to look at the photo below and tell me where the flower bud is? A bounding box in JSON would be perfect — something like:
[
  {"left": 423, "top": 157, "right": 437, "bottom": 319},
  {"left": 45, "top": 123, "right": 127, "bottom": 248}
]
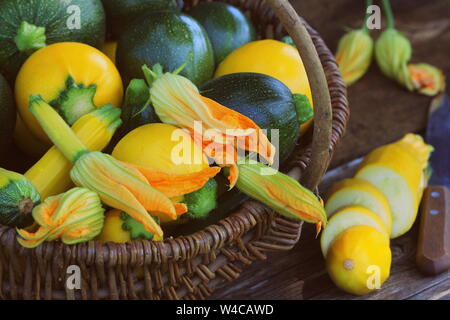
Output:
[
  {"left": 235, "top": 162, "right": 327, "bottom": 230},
  {"left": 375, "top": 28, "right": 413, "bottom": 90},
  {"left": 336, "top": 29, "right": 374, "bottom": 86},
  {"left": 17, "top": 187, "right": 104, "bottom": 248},
  {"left": 408, "top": 63, "right": 446, "bottom": 96}
]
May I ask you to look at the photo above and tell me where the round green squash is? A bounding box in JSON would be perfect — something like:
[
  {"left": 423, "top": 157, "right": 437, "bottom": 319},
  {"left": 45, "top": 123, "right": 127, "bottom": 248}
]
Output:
[
  {"left": 116, "top": 11, "right": 215, "bottom": 86},
  {"left": 101, "top": 0, "right": 180, "bottom": 38},
  {"left": 189, "top": 2, "right": 256, "bottom": 65},
  {"left": 201, "top": 72, "right": 311, "bottom": 162},
  {"left": 0, "top": 169, "right": 40, "bottom": 228},
  {"left": 0, "top": 73, "right": 15, "bottom": 156},
  {"left": 0, "top": 0, "right": 106, "bottom": 81}
]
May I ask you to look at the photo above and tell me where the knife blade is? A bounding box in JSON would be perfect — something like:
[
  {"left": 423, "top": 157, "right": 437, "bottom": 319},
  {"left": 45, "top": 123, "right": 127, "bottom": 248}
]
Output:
[
  {"left": 416, "top": 92, "right": 450, "bottom": 276},
  {"left": 427, "top": 93, "right": 450, "bottom": 188}
]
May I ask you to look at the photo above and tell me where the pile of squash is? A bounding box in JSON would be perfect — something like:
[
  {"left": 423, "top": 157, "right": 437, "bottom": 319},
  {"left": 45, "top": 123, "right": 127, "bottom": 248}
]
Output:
[
  {"left": 321, "top": 134, "right": 433, "bottom": 295},
  {"left": 0, "top": 0, "right": 322, "bottom": 248}
]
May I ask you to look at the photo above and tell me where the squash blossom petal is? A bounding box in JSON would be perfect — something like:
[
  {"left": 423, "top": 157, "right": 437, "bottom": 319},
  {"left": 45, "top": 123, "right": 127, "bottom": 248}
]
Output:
[
  {"left": 235, "top": 162, "right": 327, "bottom": 229},
  {"left": 17, "top": 187, "right": 104, "bottom": 248},
  {"left": 375, "top": 28, "right": 413, "bottom": 90},
  {"left": 336, "top": 28, "right": 374, "bottom": 86},
  {"left": 408, "top": 63, "right": 446, "bottom": 96},
  {"left": 148, "top": 70, "right": 276, "bottom": 169},
  {"left": 70, "top": 151, "right": 171, "bottom": 234}
]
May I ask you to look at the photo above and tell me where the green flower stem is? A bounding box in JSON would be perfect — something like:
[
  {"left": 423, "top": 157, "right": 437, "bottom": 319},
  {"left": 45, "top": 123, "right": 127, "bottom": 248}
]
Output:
[
  {"left": 362, "top": 0, "right": 374, "bottom": 32},
  {"left": 292, "top": 93, "right": 314, "bottom": 125},
  {"left": 382, "top": 0, "right": 395, "bottom": 29},
  {"left": 29, "top": 95, "right": 89, "bottom": 163}
]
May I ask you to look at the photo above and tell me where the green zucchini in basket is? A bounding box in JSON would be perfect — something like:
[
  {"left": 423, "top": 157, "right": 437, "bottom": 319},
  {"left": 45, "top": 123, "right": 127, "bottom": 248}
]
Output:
[
  {"left": 0, "top": 0, "right": 106, "bottom": 81},
  {"left": 116, "top": 11, "right": 215, "bottom": 86},
  {"left": 101, "top": 0, "right": 181, "bottom": 38},
  {"left": 0, "top": 73, "right": 15, "bottom": 157},
  {"left": 189, "top": 2, "right": 256, "bottom": 65},
  {"left": 200, "top": 72, "right": 313, "bottom": 163},
  {"left": 0, "top": 168, "right": 40, "bottom": 228}
]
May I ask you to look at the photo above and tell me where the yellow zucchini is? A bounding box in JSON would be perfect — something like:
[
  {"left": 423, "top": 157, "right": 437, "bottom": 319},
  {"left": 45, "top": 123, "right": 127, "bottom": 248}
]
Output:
[{"left": 24, "top": 105, "right": 122, "bottom": 199}]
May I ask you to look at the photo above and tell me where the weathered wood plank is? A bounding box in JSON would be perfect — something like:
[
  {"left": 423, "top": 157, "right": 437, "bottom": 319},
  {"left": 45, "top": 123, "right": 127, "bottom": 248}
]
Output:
[{"left": 408, "top": 278, "right": 450, "bottom": 300}]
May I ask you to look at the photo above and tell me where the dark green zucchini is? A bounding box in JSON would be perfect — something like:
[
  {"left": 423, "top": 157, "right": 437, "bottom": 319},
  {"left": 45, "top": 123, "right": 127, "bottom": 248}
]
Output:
[
  {"left": 116, "top": 11, "right": 215, "bottom": 86},
  {"left": 201, "top": 72, "right": 313, "bottom": 162},
  {"left": 0, "top": 73, "right": 15, "bottom": 156},
  {"left": 0, "top": 0, "right": 106, "bottom": 81},
  {"left": 101, "top": 0, "right": 180, "bottom": 38},
  {"left": 172, "top": 186, "right": 249, "bottom": 237},
  {"left": 107, "top": 78, "right": 161, "bottom": 152},
  {"left": 189, "top": 2, "right": 255, "bottom": 65},
  {"left": 0, "top": 168, "right": 40, "bottom": 228}
]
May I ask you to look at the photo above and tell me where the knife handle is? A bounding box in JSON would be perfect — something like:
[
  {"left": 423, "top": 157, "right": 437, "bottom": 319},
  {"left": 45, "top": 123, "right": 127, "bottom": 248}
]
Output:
[{"left": 416, "top": 186, "right": 450, "bottom": 276}]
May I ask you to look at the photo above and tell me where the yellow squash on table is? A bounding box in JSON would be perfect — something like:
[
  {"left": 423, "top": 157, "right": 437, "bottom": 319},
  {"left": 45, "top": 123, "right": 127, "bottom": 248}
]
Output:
[
  {"left": 15, "top": 42, "right": 123, "bottom": 154},
  {"left": 355, "top": 139, "right": 427, "bottom": 238},
  {"left": 326, "top": 225, "right": 391, "bottom": 296},
  {"left": 322, "top": 133, "right": 432, "bottom": 296}
]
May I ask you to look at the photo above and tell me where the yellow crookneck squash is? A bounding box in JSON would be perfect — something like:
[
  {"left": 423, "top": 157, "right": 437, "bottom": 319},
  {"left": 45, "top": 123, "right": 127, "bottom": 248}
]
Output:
[
  {"left": 24, "top": 104, "right": 122, "bottom": 200},
  {"left": 15, "top": 42, "right": 123, "bottom": 153}
]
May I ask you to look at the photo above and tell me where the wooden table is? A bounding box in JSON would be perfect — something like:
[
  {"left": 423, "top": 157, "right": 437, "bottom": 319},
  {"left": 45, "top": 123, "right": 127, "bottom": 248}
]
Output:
[{"left": 210, "top": 0, "right": 450, "bottom": 300}]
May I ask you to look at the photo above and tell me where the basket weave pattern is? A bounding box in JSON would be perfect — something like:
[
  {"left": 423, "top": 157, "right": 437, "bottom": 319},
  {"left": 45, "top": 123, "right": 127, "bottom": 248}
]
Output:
[{"left": 0, "top": 0, "right": 348, "bottom": 300}]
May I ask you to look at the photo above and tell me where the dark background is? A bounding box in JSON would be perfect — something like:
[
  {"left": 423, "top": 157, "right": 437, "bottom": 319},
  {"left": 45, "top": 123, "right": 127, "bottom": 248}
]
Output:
[{"left": 292, "top": 0, "right": 450, "bottom": 169}]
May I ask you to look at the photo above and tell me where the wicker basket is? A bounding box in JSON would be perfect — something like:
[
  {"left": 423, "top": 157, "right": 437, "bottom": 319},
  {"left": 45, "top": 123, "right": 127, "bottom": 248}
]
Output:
[{"left": 0, "top": 0, "right": 349, "bottom": 300}]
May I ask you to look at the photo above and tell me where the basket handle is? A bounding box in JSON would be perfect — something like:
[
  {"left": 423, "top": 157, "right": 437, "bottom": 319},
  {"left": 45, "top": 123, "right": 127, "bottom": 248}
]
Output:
[{"left": 265, "top": 0, "right": 333, "bottom": 189}]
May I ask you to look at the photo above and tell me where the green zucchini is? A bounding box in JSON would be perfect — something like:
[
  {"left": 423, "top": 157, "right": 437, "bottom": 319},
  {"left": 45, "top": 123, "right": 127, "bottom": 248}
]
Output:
[
  {"left": 201, "top": 73, "right": 312, "bottom": 162},
  {"left": 101, "top": 0, "right": 180, "bottom": 38},
  {"left": 0, "top": 168, "right": 40, "bottom": 228},
  {"left": 173, "top": 186, "right": 248, "bottom": 237},
  {"left": 0, "top": 0, "right": 106, "bottom": 81},
  {"left": 107, "top": 78, "right": 161, "bottom": 152},
  {"left": 0, "top": 73, "right": 15, "bottom": 156},
  {"left": 189, "top": 2, "right": 256, "bottom": 65},
  {"left": 116, "top": 11, "right": 215, "bottom": 86}
]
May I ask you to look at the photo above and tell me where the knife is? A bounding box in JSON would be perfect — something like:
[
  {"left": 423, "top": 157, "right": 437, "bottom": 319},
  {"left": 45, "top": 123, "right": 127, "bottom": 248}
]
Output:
[{"left": 416, "top": 93, "right": 450, "bottom": 276}]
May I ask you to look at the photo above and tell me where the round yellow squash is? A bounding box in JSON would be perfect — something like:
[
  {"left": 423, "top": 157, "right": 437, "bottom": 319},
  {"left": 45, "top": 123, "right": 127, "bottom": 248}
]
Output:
[
  {"left": 97, "top": 209, "right": 162, "bottom": 243},
  {"left": 215, "top": 39, "right": 313, "bottom": 133},
  {"left": 15, "top": 42, "right": 123, "bottom": 146},
  {"left": 96, "top": 209, "right": 130, "bottom": 243},
  {"left": 112, "top": 123, "right": 209, "bottom": 174},
  {"left": 326, "top": 225, "right": 391, "bottom": 296}
]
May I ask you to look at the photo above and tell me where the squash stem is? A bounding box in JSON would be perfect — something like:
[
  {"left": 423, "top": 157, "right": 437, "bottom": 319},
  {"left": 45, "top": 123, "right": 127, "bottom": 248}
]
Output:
[
  {"left": 292, "top": 93, "right": 314, "bottom": 125},
  {"left": 362, "top": 0, "right": 374, "bottom": 32},
  {"left": 14, "top": 21, "right": 46, "bottom": 53},
  {"left": 28, "top": 95, "right": 89, "bottom": 163},
  {"left": 50, "top": 76, "right": 98, "bottom": 125},
  {"left": 92, "top": 104, "right": 123, "bottom": 133},
  {"left": 381, "top": 0, "right": 395, "bottom": 29}
]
